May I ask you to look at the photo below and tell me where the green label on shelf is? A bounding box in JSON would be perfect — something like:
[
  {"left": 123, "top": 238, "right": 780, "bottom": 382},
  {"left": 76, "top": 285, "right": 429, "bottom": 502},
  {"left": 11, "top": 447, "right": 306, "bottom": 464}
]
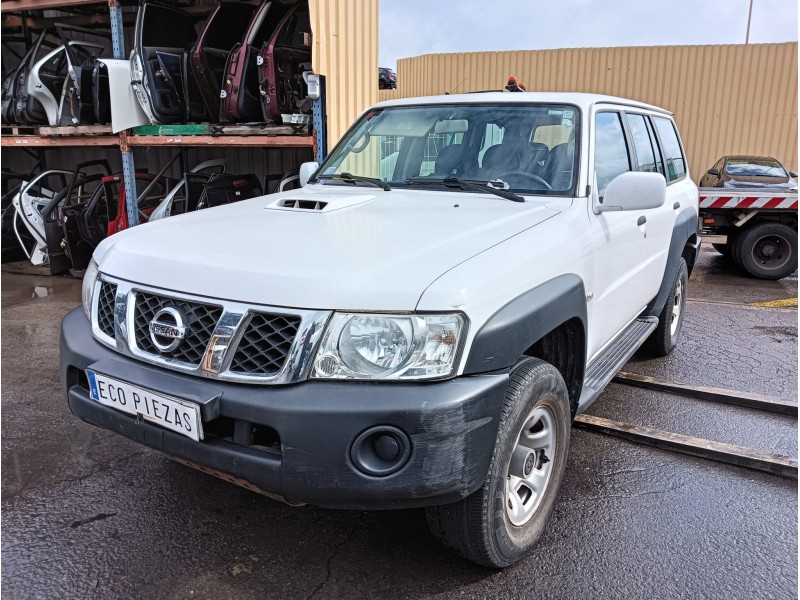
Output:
[{"left": 133, "top": 124, "right": 210, "bottom": 136}]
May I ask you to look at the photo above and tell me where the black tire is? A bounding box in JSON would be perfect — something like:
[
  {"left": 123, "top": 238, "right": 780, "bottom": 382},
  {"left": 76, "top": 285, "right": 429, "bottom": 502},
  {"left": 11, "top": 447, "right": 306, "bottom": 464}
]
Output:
[
  {"left": 643, "top": 257, "right": 688, "bottom": 357},
  {"left": 711, "top": 242, "right": 732, "bottom": 258},
  {"left": 425, "top": 358, "right": 571, "bottom": 568},
  {"left": 733, "top": 222, "right": 797, "bottom": 280}
]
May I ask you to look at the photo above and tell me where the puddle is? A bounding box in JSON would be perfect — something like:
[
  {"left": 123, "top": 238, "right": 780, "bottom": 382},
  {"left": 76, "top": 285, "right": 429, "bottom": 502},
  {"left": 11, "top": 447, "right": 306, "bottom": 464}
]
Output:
[
  {"left": 32, "top": 286, "right": 53, "bottom": 298},
  {"left": 751, "top": 325, "right": 798, "bottom": 341}
]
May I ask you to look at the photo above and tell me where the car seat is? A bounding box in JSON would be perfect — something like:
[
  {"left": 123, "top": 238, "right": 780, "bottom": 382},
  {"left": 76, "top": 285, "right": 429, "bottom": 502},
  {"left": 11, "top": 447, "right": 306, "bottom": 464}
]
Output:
[
  {"left": 545, "top": 132, "right": 575, "bottom": 191},
  {"left": 433, "top": 144, "right": 464, "bottom": 177}
]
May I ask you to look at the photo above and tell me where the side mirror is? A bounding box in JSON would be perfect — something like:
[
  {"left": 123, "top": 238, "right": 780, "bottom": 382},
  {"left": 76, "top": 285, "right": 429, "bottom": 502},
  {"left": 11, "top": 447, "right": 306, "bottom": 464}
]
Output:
[
  {"left": 595, "top": 171, "right": 666, "bottom": 214},
  {"left": 707, "top": 168, "right": 721, "bottom": 177},
  {"left": 299, "top": 162, "right": 320, "bottom": 187},
  {"left": 790, "top": 171, "right": 798, "bottom": 178}
]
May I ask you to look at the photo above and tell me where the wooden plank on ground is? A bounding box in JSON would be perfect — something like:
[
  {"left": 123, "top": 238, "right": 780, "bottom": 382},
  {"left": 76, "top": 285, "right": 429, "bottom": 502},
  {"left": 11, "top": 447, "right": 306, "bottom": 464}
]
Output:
[
  {"left": 613, "top": 371, "right": 797, "bottom": 416},
  {"left": 574, "top": 414, "right": 798, "bottom": 478}
]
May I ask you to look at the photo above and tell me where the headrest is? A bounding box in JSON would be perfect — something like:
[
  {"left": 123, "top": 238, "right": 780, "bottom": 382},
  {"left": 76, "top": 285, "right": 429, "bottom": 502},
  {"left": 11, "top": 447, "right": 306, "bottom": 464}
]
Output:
[{"left": 434, "top": 144, "right": 464, "bottom": 175}]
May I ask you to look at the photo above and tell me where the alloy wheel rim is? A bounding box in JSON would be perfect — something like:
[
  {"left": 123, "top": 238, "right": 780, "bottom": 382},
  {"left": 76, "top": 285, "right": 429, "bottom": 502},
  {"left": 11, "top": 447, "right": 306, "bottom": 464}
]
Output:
[
  {"left": 505, "top": 405, "right": 556, "bottom": 527},
  {"left": 670, "top": 276, "right": 683, "bottom": 336}
]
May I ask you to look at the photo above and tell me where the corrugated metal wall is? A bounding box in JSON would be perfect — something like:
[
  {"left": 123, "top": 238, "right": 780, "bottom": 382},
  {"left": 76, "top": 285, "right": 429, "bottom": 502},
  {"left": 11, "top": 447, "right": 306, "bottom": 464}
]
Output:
[
  {"left": 310, "top": 0, "right": 379, "bottom": 147},
  {"left": 378, "top": 43, "right": 798, "bottom": 178}
]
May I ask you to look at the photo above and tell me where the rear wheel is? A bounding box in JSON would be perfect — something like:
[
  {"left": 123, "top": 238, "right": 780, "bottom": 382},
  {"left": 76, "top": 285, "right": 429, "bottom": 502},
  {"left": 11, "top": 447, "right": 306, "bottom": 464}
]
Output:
[
  {"left": 425, "top": 358, "right": 571, "bottom": 568},
  {"left": 644, "top": 257, "right": 688, "bottom": 357},
  {"left": 733, "top": 222, "right": 797, "bottom": 280}
]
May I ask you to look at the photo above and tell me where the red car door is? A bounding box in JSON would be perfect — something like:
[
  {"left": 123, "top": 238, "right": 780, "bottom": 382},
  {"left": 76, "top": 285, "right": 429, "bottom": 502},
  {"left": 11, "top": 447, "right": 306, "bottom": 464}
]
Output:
[
  {"left": 219, "top": 0, "right": 289, "bottom": 123},
  {"left": 257, "top": 2, "right": 312, "bottom": 124}
]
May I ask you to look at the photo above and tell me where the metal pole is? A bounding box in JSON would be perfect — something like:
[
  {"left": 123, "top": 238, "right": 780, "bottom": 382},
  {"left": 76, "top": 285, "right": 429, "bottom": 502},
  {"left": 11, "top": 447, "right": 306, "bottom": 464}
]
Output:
[
  {"left": 108, "top": 0, "right": 139, "bottom": 227},
  {"left": 745, "top": 0, "right": 754, "bottom": 44},
  {"left": 311, "top": 76, "right": 327, "bottom": 163}
]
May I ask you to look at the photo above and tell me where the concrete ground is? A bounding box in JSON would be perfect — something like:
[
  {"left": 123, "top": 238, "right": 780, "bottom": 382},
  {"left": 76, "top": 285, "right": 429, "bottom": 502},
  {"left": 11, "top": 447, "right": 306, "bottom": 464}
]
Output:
[{"left": 2, "top": 246, "right": 797, "bottom": 599}]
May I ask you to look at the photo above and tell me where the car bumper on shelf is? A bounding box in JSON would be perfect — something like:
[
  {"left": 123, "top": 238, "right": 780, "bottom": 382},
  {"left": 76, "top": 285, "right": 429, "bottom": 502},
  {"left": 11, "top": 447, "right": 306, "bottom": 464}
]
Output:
[{"left": 60, "top": 308, "right": 507, "bottom": 509}]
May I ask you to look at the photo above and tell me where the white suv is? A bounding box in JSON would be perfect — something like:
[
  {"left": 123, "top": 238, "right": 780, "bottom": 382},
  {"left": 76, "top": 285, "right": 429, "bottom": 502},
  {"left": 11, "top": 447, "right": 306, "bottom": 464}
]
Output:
[{"left": 61, "top": 92, "right": 699, "bottom": 567}]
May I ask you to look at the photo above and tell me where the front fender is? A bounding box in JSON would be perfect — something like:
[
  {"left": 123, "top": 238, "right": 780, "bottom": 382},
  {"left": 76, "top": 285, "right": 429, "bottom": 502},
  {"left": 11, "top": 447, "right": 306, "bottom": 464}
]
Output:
[{"left": 463, "top": 274, "right": 587, "bottom": 374}]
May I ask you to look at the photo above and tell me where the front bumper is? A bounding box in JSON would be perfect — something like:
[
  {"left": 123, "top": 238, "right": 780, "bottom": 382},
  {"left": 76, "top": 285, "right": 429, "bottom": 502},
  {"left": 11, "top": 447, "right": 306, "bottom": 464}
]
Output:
[{"left": 60, "top": 308, "right": 507, "bottom": 509}]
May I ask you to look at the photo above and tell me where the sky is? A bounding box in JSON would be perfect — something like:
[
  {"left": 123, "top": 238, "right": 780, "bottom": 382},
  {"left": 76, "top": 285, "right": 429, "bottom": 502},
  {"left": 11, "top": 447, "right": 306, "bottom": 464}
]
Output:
[{"left": 379, "top": 0, "right": 799, "bottom": 70}]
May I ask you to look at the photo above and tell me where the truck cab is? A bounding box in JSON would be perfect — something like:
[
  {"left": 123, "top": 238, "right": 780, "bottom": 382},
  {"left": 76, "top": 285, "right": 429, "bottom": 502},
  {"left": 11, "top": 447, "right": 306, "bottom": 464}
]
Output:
[{"left": 61, "top": 92, "right": 699, "bottom": 567}]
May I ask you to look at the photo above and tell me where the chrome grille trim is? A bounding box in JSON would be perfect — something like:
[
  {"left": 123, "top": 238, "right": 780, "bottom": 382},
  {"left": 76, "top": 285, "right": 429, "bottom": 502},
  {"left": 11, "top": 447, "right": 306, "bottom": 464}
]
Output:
[
  {"left": 92, "top": 274, "right": 331, "bottom": 384},
  {"left": 130, "top": 291, "right": 223, "bottom": 366},
  {"left": 96, "top": 281, "right": 117, "bottom": 338},
  {"left": 229, "top": 313, "right": 303, "bottom": 376}
]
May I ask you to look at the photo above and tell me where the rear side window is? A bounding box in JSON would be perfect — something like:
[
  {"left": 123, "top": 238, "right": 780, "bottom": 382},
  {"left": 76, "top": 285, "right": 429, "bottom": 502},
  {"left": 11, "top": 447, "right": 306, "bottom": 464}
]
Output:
[
  {"left": 594, "top": 112, "right": 631, "bottom": 197},
  {"left": 653, "top": 117, "right": 686, "bottom": 181},
  {"left": 645, "top": 118, "right": 665, "bottom": 176},
  {"left": 627, "top": 113, "right": 663, "bottom": 176}
]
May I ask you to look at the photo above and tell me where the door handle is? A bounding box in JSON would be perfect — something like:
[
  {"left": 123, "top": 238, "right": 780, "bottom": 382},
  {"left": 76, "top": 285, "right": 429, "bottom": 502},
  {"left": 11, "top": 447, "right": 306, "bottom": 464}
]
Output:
[
  {"left": 673, "top": 202, "right": 681, "bottom": 210},
  {"left": 637, "top": 216, "right": 647, "bottom": 226}
]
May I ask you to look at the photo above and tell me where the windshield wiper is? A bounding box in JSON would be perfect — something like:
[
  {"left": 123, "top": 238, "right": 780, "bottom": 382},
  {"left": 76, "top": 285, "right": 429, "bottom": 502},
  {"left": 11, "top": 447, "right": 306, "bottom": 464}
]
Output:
[
  {"left": 316, "top": 172, "right": 391, "bottom": 191},
  {"left": 405, "top": 176, "right": 525, "bottom": 202}
]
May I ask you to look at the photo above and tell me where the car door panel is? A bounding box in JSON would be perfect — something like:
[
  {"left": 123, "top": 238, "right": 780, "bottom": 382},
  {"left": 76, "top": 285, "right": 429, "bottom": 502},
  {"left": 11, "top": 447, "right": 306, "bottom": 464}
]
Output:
[
  {"left": 56, "top": 25, "right": 111, "bottom": 125},
  {"left": 219, "top": 0, "right": 288, "bottom": 123},
  {"left": 190, "top": 2, "right": 256, "bottom": 117},
  {"left": 258, "top": 3, "right": 312, "bottom": 124},
  {"left": 132, "top": 2, "right": 197, "bottom": 123},
  {"left": 585, "top": 109, "right": 660, "bottom": 357}
]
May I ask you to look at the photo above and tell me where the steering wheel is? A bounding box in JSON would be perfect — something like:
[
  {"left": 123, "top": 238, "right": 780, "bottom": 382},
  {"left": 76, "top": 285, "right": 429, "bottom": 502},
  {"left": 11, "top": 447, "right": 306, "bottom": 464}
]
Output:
[{"left": 496, "top": 170, "right": 553, "bottom": 190}]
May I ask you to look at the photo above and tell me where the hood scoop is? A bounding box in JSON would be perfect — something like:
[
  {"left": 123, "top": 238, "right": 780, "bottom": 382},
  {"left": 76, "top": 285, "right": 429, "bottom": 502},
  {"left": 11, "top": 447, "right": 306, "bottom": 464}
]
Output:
[
  {"left": 279, "top": 199, "right": 328, "bottom": 210},
  {"left": 266, "top": 194, "right": 376, "bottom": 213}
]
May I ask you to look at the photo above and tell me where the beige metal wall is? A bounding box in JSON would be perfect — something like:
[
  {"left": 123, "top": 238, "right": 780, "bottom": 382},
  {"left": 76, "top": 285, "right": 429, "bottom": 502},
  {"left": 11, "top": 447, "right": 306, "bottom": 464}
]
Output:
[
  {"left": 310, "top": 0, "right": 379, "bottom": 149},
  {"left": 378, "top": 43, "right": 798, "bottom": 178}
]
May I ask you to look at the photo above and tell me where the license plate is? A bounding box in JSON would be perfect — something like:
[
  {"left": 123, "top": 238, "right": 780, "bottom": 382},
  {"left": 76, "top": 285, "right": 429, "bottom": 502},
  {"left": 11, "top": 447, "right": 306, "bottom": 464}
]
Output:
[{"left": 86, "top": 370, "right": 203, "bottom": 442}]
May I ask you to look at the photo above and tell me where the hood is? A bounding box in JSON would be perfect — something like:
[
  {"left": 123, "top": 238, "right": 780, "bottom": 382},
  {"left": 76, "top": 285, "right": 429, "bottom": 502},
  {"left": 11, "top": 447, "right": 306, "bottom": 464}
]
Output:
[{"left": 95, "top": 186, "right": 564, "bottom": 311}]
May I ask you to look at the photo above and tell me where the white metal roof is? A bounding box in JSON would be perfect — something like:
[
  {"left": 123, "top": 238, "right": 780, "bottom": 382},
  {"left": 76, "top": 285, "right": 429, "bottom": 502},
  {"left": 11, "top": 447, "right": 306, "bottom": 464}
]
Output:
[{"left": 372, "top": 92, "right": 672, "bottom": 115}]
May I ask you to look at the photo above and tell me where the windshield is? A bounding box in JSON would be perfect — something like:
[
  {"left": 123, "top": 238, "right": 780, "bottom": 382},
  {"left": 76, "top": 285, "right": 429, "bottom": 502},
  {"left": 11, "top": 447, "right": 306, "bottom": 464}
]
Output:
[
  {"left": 725, "top": 158, "right": 787, "bottom": 177},
  {"left": 313, "top": 103, "right": 580, "bottom": 195}
]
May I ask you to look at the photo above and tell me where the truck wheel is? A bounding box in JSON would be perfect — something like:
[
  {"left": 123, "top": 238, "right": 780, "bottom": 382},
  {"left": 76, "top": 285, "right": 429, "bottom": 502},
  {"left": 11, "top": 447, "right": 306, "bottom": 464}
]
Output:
[
  {"left": 644, "top": 257, "right": 688, "bottom": 357},
  {"left": 712, "top": 243, "right": 732, "bottom": 258},
  {"left": 734, "top": 222, "right": 797, "bottom": 280},
  {"left": 425, "top": 357, "right": 570, "bottom": 568}
]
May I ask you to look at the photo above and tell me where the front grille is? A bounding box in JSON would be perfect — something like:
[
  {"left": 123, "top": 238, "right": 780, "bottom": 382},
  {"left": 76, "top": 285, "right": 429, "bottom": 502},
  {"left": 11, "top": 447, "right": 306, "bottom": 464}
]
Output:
[
  {"left": 97, "top": 281, "right": 117, "bottom": 338},
  {"left": 133, "top": 292, "right": 222, "bottom": 364},
  {"left": 229, "top": 313, "right": 301, "bottom": 375}
]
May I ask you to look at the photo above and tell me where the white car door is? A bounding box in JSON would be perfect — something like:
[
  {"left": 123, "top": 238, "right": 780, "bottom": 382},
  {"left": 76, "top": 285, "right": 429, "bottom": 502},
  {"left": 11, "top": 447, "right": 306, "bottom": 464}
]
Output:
[
  {"left": 584, "top": 108, "right": 663, "bottom": 358},
  {"left": 12, "top": 170, "right": 70, "bottom": 265}
]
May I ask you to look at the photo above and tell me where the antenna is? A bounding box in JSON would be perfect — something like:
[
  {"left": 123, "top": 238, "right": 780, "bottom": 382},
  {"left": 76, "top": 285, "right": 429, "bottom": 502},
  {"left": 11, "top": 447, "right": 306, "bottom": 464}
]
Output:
[{"left": 448, "top": 76, "right": 469, "bottom": 95}]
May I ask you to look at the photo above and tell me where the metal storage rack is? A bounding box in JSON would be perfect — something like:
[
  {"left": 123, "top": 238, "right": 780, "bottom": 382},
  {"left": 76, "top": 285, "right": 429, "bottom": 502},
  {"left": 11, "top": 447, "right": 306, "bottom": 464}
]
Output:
[{"left": 1, "top": 0, "right": 323, "bottom": 228}]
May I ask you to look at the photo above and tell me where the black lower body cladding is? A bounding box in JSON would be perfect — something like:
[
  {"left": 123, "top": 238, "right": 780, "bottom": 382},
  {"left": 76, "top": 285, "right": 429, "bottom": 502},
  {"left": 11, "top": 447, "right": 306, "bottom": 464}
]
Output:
[{"left": 60, "top": 308, "right": 506, "bottom": 509}]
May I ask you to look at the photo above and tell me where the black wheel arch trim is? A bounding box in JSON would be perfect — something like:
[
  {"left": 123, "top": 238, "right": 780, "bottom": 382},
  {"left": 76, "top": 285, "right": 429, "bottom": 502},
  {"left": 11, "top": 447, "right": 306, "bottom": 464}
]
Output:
[
  {"left": 645, "top": 207, "right": 698, "bottom": 317},
  {"left": 464, "top": 274, "right": 588, "bottom": 376}
]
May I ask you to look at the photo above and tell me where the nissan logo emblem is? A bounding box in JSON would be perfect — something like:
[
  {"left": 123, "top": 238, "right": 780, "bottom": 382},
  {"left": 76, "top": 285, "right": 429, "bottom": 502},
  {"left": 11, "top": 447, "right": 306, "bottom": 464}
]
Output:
[{"left": 148, "top": 307, "right": 187, "bottom": 352}]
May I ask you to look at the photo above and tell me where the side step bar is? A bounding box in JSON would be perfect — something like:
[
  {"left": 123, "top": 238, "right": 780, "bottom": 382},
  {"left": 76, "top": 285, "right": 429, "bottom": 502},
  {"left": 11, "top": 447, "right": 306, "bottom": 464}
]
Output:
[{"left": 577, "top": 316, "right": 658, "bottom": 413}]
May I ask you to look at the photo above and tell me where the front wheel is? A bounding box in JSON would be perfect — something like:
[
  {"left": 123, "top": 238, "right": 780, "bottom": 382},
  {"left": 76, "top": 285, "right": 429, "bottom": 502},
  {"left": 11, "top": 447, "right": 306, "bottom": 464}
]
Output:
[
  {"left": 425, "top": 358, "right": 571, "bottom": 568},
  {"left": 733, "top": 222, "right": 797, "bottom": 280}
]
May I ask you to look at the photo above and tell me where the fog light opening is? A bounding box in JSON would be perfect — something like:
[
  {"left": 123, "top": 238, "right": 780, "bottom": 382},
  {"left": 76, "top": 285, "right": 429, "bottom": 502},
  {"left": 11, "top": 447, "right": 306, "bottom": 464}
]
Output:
[{"left": 350, "top": 426, "right": 411, "bottom": 477}]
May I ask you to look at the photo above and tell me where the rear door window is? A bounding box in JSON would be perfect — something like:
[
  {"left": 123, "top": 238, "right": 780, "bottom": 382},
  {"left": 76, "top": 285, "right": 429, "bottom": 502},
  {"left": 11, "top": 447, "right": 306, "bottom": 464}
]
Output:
[
  {"left": 594, "top": 112, "right": 631, "bottom": 197},
  {"left": 652, "top": 117, "right": 686, "bottom": 181},
  {"left": 626, "top": 113, "right": 663, "bottom": 176}
]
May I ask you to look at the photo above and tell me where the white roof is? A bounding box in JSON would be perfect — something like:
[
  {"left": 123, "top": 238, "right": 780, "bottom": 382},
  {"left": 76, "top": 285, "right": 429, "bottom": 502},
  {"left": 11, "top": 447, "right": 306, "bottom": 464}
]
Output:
[{"left": 373, "top": 92, "right": 672, "bottom": 115}]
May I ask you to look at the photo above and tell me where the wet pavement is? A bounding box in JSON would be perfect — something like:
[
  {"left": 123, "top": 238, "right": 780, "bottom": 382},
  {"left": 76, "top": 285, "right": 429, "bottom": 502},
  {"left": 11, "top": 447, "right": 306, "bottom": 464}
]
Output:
[{"left": 2, "top": 245, "right": 797, "bottom": 599}]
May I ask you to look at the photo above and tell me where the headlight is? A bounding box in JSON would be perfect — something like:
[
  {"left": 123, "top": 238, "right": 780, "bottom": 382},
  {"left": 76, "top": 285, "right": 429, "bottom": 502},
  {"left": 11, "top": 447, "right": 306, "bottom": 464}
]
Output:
[
  {"left": 312, "top": 313, "right": 466, "bottom": 380},
  {"left": 81, "top": 259, "right": 99, "bottom": 320}
]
